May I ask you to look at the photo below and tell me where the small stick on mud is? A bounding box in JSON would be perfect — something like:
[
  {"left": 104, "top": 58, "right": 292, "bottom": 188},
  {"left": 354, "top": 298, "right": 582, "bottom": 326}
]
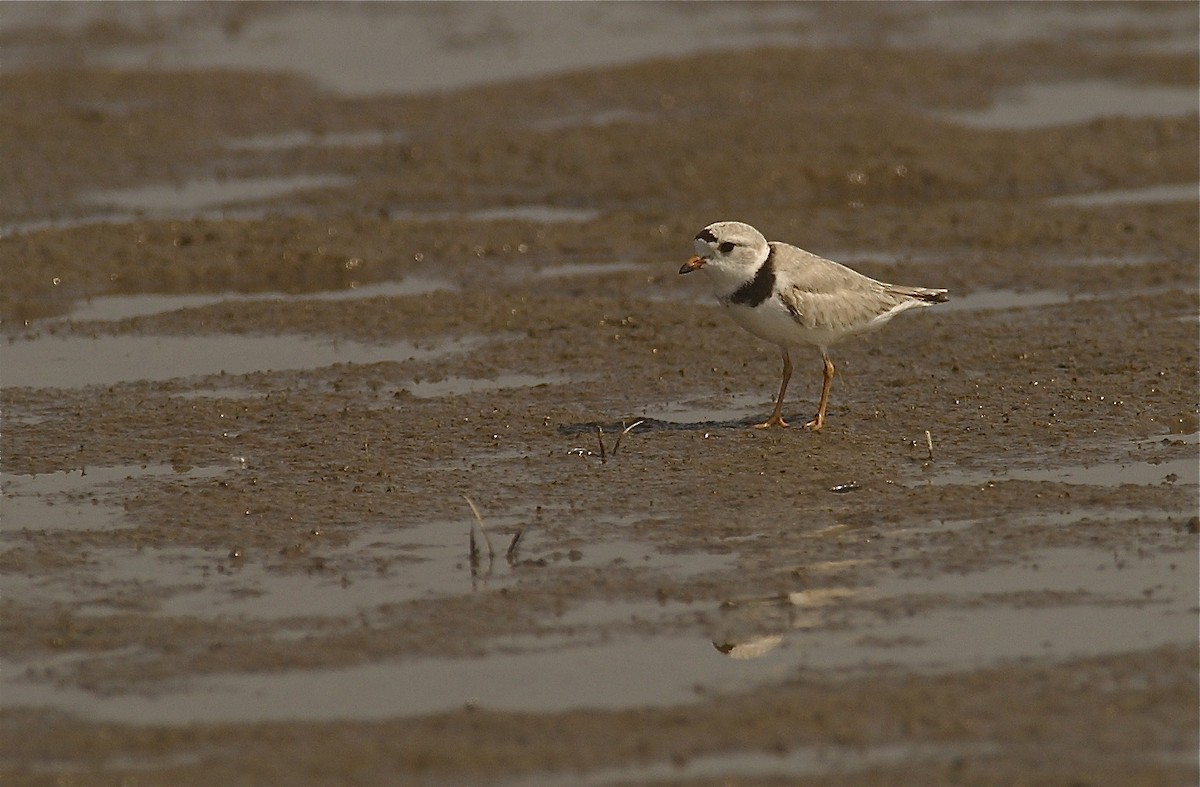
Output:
[
  {"left": 468, "top": 527, "right": 480, "bottom": 572},
  {"left": 611, "top": 419, "right": 644, "bottom": 457},
  {"left": 463, "top": 495, "right": 495, "bottom": 560},
  {"left": 506, "top": 522, "right": 529, "bottom": 564},
  {"left": 925, "top": 430, "right": 935, "bottom": 462},
  {"left": 595, "top": 426, "right": 607, "bottom": 464}
]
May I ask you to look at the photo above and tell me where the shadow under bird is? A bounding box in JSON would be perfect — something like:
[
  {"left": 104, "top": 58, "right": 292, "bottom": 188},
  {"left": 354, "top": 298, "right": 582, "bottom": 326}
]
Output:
[{"left": 679, "top": 221, "right": 948, "bottom": 430}]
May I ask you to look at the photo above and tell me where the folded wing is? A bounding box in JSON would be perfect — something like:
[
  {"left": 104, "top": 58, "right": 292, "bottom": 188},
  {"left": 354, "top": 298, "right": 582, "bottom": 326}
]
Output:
[{"left": 773, "top": 245, "right": 947, "bottom": 335}]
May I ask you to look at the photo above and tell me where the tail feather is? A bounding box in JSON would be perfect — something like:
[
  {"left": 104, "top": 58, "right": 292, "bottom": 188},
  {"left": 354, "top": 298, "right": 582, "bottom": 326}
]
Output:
[{"left": 891, "top": 285, "right": 949, "bottom": 304}]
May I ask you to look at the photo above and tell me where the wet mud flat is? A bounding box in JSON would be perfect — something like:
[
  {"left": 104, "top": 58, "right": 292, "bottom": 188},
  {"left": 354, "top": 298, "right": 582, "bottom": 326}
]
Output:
[{"left": 2, "top": 4, "right": 1199, "bottom": 785}]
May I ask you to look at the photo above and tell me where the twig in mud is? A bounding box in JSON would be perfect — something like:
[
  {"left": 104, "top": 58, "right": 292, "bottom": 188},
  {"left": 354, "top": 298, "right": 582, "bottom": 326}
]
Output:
[
  {"left": 463, "top": 495, "right": 495, "bottom": 560},
  {"left": 610, "top": 420, "right": 644, "bottom": 457},
  {"left": 506, "top": 522, "right": 529, "bottom": 564},
  {"left": 596, "top": 426, "right": 608, "bottom": 464},
  {"left": 925, "top": 430, "right": 935, "bottom": 462}
]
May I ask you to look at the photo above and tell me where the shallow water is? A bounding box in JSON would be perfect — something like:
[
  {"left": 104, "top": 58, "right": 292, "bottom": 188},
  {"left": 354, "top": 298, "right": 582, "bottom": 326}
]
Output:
[
  {"left": 716, "top": 543, "right": 1197, "bottom": 671},
  {"left": 392, "top": 205, "right": 602, "bottom": 223},
  {"left": 6, "top": 3, "right": 817, "bottom": 95},
  {"left": 225, "top": 129, "right": 411, "bottom": 152},
  {"left": 934, "top": 288, "right": 1078, "bottom": 312},
  {"left": 932, "top": 434, "right": 1200, "bottom": 488},
  {"left": 5, "top": 448, "right": 1194, "bottom": 725},
  {"left": 2, "top": 464, "right": 235, "bottom": 533},
  {"left": 535, "top": 742, "right": 1003, "bottom": 786},
  {"left": 63, "top": 278, "right": 456, "bottom": 323},
  {"left": 1, "top": 209, "right": 269, "bottom": 238},
  {"left": 0, "top": 632, "right": 746, "bottom": 724},
  {"left": 82, "top": 174, "right": 353, "bottom": 214},
  {"left": 2, "top": 174, "right": 356, "bottom": 236},
  {"left": 936, "top": 80, "right": 1198, "bottom": 130},
  {"left": 934, "top": 453, "right": 1198, "bottom": 488},
  {"left": 1, "top": 333, "right": 483, "bottom": 389},
  {"left": 401, "top": 372, "right": 579, "bottom": 399},
  {"left": 638, "top": 391, "right": 772, "bottom": 426},
  {"left": 4, "top": 537, "right": 1192, "bottom": 724},
  {"left": 1047, "top": 182, "right": 1199, "bottom": 208},
  {"left": 7, "top": 3, "right": 1193, "bottom": 95}
]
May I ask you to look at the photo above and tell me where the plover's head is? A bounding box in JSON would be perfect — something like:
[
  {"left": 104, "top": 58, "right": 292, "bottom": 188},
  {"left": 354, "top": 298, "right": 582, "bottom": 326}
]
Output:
[{"left": 679, "top": 221, "right": 770, "bottom": 280}]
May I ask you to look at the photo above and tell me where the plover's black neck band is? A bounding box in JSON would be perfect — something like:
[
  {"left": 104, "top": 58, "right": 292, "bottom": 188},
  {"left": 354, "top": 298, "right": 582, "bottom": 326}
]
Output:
[{"left": 727, "top": 246, "right": 776, "bottom": 307}]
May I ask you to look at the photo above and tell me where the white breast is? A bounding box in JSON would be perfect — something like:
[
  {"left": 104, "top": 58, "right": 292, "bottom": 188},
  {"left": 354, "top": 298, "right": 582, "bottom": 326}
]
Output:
[{"left": 722, "top": 296, "right": 844, "bottom": 350}]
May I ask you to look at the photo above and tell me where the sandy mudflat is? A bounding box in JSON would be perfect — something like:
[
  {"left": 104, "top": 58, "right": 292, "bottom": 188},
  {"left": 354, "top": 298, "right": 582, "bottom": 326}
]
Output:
[{"left": 1, "top": 3, "right": 1197, "bottom": 784}]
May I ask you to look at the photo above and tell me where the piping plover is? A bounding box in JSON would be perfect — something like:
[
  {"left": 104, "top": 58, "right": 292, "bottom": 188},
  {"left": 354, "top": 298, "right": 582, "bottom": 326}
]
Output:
[{"left": 679, "top": 221, "right": 948, "bottom": 430}]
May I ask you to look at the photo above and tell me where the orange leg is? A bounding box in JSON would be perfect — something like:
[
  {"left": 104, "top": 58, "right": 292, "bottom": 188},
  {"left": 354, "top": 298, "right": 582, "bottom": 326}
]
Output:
[
  {"left": 754, "top": 349, "right": 792, "bottom": 429},
  {"left": 803, "top": 353, "right": 835, "bottom": 431}
]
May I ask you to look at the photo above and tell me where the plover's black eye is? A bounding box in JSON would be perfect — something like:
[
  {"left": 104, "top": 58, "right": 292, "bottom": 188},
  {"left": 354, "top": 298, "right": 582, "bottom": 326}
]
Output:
[{"left": 718, "top": 241, "right": 736, "bottom": 253}]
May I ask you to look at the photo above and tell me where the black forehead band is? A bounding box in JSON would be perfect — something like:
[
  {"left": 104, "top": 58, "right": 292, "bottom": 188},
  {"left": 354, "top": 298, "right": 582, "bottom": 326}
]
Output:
[{"left": 695, "top": 229, "right": 718, "bottom": 243}]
